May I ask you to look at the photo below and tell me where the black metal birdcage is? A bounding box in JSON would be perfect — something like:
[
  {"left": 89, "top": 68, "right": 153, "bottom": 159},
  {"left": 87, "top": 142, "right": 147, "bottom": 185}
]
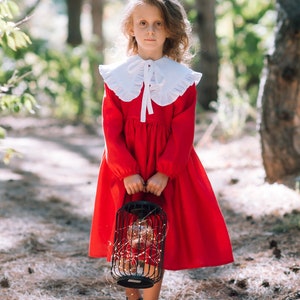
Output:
[{"left": 111, "top": 200, "right": 167, "bottom": 289}]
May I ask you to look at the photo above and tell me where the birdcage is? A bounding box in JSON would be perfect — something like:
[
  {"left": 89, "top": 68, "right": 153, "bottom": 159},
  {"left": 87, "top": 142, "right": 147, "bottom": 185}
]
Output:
[{"left": 111, "top": 200, "right": 167, "bottom": 289}]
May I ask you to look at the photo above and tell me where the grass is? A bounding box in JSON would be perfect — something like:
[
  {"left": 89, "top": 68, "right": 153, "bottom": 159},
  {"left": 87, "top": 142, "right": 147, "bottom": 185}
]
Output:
[{"left": 273, "top": 210, "right": 300, "bottom": 233}]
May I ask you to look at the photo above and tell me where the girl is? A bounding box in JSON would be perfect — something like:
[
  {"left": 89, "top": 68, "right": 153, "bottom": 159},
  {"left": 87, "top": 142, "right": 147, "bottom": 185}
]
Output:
[{"left": 89, "top": 0, "right": 234, "bottom": 299}]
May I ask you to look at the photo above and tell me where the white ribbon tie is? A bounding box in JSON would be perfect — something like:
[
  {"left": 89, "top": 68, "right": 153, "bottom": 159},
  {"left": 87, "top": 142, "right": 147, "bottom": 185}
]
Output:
[{"left": 140, "top": 61, "right": 155, "bottom": 122}]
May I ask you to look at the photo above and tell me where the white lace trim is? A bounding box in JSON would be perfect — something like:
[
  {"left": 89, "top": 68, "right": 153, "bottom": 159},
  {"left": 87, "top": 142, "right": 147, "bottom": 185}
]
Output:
[{"left": 99, "top": 55, "right": 202, "bottom": 122}]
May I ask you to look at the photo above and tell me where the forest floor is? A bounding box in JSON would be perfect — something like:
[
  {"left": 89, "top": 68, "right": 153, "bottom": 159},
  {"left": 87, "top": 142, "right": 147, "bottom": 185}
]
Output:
[{"left": 0, "top": 115, "right": 300, "bottom": 300}]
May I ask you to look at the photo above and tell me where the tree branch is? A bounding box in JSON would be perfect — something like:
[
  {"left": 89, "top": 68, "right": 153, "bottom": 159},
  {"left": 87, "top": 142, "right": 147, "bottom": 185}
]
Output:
[{"left": 15, "top": 0, "right": 42, "bottom": 27}]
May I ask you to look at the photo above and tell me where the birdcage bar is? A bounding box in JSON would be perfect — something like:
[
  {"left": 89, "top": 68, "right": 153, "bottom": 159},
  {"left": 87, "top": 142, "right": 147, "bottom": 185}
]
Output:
[{"left": 111, "top": 201, "right": 167, "bottom": 289}]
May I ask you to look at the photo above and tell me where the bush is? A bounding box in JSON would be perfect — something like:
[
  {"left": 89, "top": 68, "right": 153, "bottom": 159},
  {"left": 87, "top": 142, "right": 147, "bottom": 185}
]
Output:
[{"left": 16, "top": 39, "right": 103, "bottom": 121}]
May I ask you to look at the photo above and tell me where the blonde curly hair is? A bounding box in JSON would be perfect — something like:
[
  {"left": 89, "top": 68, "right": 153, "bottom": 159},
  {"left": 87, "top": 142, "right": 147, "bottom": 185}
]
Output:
[{"left": 121, "top": 0, "right": 192, "bottom": 63}]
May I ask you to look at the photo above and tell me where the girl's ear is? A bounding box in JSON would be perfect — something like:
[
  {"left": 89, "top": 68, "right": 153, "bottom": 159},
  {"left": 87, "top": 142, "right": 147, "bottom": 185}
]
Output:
[
  {"left": 128, "top": 23, "right": 135, "bottom": 37},
  {"left": 166, "top": 29, "right": 171, "bottom": 39},
  {"left": 129, "top": 28, "right": 135, "bottom": 37}
]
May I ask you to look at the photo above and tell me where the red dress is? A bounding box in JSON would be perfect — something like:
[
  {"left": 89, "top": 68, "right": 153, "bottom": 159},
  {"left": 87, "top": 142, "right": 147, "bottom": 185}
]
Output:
[{"left": 89, "top": 55, "right": 233, "bottom": 270}]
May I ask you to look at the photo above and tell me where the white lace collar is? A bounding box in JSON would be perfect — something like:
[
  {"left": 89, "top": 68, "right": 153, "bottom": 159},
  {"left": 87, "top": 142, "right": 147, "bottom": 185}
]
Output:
[{"left": 99, "top": 55, "right": 202, "bottom": 122}]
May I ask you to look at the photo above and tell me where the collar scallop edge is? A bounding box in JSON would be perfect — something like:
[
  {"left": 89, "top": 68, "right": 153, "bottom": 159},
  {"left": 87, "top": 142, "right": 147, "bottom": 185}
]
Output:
[{"left": 99, "top": 55, "right": 202, "bottom": 105}]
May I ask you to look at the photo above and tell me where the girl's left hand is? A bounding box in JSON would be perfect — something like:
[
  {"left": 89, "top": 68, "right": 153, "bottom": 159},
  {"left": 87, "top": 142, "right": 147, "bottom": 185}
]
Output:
[
  {"left": 146, "top": 172, "right": 169, "bottom": 196},
  {"left": 123, "top": 174, "right": 146, "bottom": 195}
]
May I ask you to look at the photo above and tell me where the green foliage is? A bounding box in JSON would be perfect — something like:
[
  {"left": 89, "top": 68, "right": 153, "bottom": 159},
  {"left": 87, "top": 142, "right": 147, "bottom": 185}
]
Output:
[
  {"left": 0, "top": 23, "right": 31, "bottom": 51},
  {"left": 2, "top": 147, "right": 22, "bottom": 164},
  {"left": 0, "top": 126, "right": 6, "bottom": 139},
  {"left": 217, "top": 0, "right": 275, "bottom": 106},
  {"left": 211, "top": 89, "right": 251, "bottom": 138},
  {"left": 0, "top": 0, "right": 35, "bottom": 163},
  {"left": 0, "top": 0, "right": 34, "bottom": 113},
  {"left": 0, "top": 0, "right": 19, "bottom": 19},
  {"left": 15, "top": 39, "right": 103, "bottom": 121},
  {"left": 0, "top": 92, "right": 36, "bottom": 113},
  {"left": 185, "top": 0, "right": 275, "bottom": 137},
  {"left": 213, "top": 0, "right": 275, "bottom": 137},
  {"left": 273, "top": 210, "right": 300, "bottom": 233},
  {"left": 0, "top": 70, "right": 37, "bottom": 113},
  {"left": 0, "top": 0, "right": 31, "bottom": 51}
]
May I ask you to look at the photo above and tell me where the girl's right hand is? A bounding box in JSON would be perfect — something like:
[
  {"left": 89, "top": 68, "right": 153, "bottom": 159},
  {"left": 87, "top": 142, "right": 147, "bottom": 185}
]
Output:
[{"left": 123, "top": 174, "right": 146, "bottom": 195}]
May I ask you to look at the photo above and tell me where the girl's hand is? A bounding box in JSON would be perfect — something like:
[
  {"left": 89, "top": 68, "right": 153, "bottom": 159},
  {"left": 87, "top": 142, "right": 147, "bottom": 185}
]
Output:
[
  {"left": 123, "top": 174, "right": 146, "bottom": 195},
  {"left": 146, "top": 172, "right": 169, "bottom": 196}
]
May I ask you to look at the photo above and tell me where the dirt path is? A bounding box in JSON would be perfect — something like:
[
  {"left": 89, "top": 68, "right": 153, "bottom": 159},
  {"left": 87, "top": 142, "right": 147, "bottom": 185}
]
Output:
[{"left": 0, "top": 117, "right": 299, "bottom": 300}]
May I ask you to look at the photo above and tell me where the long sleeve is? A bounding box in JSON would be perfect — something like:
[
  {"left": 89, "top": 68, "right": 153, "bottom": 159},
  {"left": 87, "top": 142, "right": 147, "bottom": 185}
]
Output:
[
  {"left": 157, "top": 84, "right": 197, "bottom": 178},
  {"left": 102, "top": 84, "right": 140, "bottom": 179}
]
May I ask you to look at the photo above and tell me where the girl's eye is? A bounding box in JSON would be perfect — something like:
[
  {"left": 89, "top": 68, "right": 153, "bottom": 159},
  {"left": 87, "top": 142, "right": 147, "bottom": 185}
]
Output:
[
  {"left": 156, "top": 21, "right": 165, "bottom": 29},
  {"left": 139, "top": 21, "right": 147, "bottom": 26}
]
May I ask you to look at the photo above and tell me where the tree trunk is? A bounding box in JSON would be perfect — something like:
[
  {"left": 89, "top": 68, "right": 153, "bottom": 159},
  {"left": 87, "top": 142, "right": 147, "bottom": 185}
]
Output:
[
  {"left": 91, "top": 0, "right": 104, "bottom": 53},
  {"left": 66, "top": 0, "right": 83, "bottom": 46},
  {"left": 194, "top": 0, "right": 218, "bottom": 110},
  {"left": 258, "top": 0, "right": 300, "bottom": 182},
  {"left": 91, "top": 0, "right": 105, "bottom": 99}
]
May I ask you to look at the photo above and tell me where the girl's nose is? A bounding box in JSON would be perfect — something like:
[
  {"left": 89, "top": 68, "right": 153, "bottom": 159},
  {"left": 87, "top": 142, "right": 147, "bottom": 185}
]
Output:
[{"left": 147, "top": 25, "right": 155, "bottom": 34}]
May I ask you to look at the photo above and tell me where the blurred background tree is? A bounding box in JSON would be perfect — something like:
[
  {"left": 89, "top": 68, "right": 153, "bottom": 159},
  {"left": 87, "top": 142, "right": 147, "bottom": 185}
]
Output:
[
  {"left": 186, "top": 0, "right": 219, "bottom": 110},
  {"left": 66, "top": 0, "right": 83, "bottom": 46},
  {"left": 218, "top": 0, "right": 274, "bottom": 107},
  {"left": 6, "top": 0, "right": 300, "bottom": 183},
  {"left": 185, "top": 0, "right": 275, "bottom": 136},
  {"left": 258, "top": 0, "right": 300, "bottom": 182},
  {"left": 1, "top": 0, "right": 276, "bottom": 125}
]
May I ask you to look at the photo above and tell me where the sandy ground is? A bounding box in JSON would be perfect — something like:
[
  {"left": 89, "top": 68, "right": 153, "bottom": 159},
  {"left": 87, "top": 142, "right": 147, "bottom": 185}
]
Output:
[{"left": 0, "top": 116, "right": 299, "bottom": 300}]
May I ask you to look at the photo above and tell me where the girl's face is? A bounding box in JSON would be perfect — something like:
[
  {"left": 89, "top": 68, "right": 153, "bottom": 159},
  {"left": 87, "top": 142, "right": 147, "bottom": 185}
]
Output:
[{"left": 130, "top": 3, "right": 168, "bottom": 60}]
